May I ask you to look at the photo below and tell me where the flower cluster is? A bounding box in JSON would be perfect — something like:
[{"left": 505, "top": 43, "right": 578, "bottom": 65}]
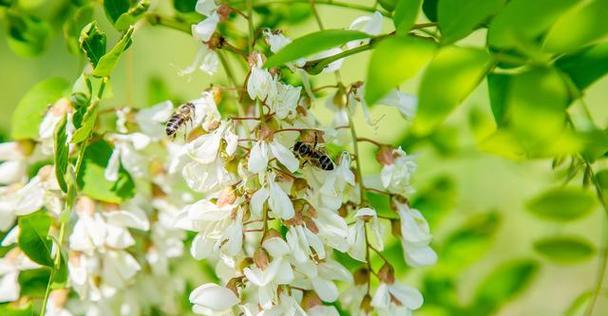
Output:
[{"left": 0, "top": 1, "right": 436, "bottom": 315}]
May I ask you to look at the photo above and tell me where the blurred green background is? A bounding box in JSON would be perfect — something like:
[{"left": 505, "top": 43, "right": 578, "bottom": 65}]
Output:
[{"left": 1, "top": 0, "right": 608, "bottom": 315}]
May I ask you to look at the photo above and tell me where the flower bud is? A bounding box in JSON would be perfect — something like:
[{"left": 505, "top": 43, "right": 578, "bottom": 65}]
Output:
[
  {"left": 226, "top": 277, "right": 242, "bottom": 296},
  {"left": 303, "top": 216, "right": 319, "bottom": 234},
  {"left": 391, "top": 219, "right": 401, "bottom": 237},
  {"left": 301, "top": 291, "right": 322, "bottom": 310},
  {"left": 239, "top": 257, "right": 254, "bottom": 272},
  {"left": 354, "top": 267, "right": 370, "bottom": 285},
  {"left": 253, "top": 248, "right": 269, "bottom": 269},
  {"left": 378, "top": 263, "right": 395, "bottom": 284},
  {"left": 17, "top": 139, "right": 35, "bottom": 156},
  {"left": 361, "top": 294, "right": 373, "bottom": 313},
  {"left": 264, "top": 228, "right": 282, "bottom": 241},
  {"left": 217, "top": 4, "right": 232, "bottom": 21},
  {"left": 217, "top": 187, "right": 237, "bottom": 207},
  {"left": 258, "top": 125, "right": 273, "bottom": 141},
  {"left": 376, "top": 146, "right": 395, "bottom": 166}
]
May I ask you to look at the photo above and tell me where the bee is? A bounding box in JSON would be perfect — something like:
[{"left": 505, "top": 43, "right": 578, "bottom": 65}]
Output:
[
  {"left": 165, "top": 102, "right": 195, "bottom": 139},
  {"left": 293, "top": 136, "right": 335, "bottom": 171}
]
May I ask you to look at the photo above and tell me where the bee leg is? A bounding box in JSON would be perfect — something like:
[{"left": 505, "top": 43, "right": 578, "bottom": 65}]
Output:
[
  {"left": 313, "top": 133, "right": 318, "bottom": 150},
  {"left": 302, "top": 160, "right": 308, "bottom": 167}
]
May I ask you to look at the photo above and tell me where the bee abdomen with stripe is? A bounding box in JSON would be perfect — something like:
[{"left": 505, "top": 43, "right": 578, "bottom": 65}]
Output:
[
  {"left": 293, "top": 141, "right": 335, "bottom": 171},
  {"left": 165, "top": 102, "right": 195, "bottom": 138}
]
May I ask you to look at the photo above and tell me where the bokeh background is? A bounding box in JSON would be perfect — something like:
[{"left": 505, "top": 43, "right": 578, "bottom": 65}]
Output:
[{"left": 1, "top": 0, "right": 607, "bottom": 315}]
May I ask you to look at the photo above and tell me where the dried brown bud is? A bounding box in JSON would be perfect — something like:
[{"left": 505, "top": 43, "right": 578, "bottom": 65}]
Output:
[
  {"left": 354, "top": 267, "right": 370, "bottom": 285},
  {"left": 254, "top": 248, "right": 270, "bottom": 269},
  {"left": 239, "top": 257, "right": 254, "bottom": 272},
  {"left": 378, "top": 263, "right": 395, "bottom": 284},
  {"left": 226, "top": 277, "right": 242, "bottom": 296},
  {"left": 264, "top": 228, "right": 282, "bottom": 241},
  {"left": 17, "top": 139, "right": 35, "bottom": 156},
  {"left": 217, "top": 187, "right": 237, "bottom": 207},
  {"left": 361, "top": 294, "right": 373, "bottom": 313},
  {"left": 391, "top": 219, "right": 401, "bottom": 237},
  {"left": 259, "top": 125, "right": 274, "bottom": 141},
  {"left": 212, "top": 86, "right": 223, "bottom": 104},
  {"left": 151, "top": 184, "right": 166, "bottom": 198},
  {"left": 338, "top": 204, "right": 349, "bottom": 218},
  {"left": 217, "top": 4, "right": 232, "bottom": 21},
  {"left": 376, "top": 146, "right": 395, "bottom": 165},
  {"left": 293, "top": 178, "right": 309, "bottom": 192},
  {"left": 303, "top": 216, "right": 319, "bottom": 234},
  {"left": 301, "top": 291, "right": 322, "bottom": 310}
]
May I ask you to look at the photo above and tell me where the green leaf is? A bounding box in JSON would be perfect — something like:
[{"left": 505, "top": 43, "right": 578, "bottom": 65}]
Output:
[
  {"left": 71, "top": 104, "right": 98, "bottom": 144},
  {"left": 543, "top": 0, "right": 608, "bottom": 53},
  {"left": 54, "top": 115, "right": 69, "bottom": 193},
  {"left": 77, "top": 141, "right": 135, "bottom": 203},
  {"left": 422, "top": 0, "right": 438, "bottom": 22},
  {"left": 52, "top": 252, "right": 68, "bottom": 288},
  {"left": 114, "top": 0, "right": 150, "bottom": 31},
  {"left": 63, "top": 4, "right": 95, "bottom": 55},
  {"left": 526, "top": 187, "right": 596, "bottom": 222},
  {"left": 438, "top": 0, "right": 505, "bottom": 44},
  {"left": 364, "top": 35, "right": 436, "bottom": 105},
  {"left": 17, "top": 268, "right": 51, "bottom": 297},
  {"left": 174, "top": 0, "right": 197, "bottom": 12},
  {"left": 92, "top": 26, "right": 134, "bottom": 77},
  {"left": 147, "top": 76, "right": 173, "bottom": 105},
  {"left": 11, "top": 78, "right": 70, "bottom": 140},
  {"left": 378, "top": 0, "right": 399, "bottom": 12},
  {"left": 79, "top": 22, "right": 107, "bottom": 68},
  {"left": 413, "top": 46, "right": 491, "bottom": 135},
  {"left": 565, "top": 291, "right": 592, "bottom": 316},
  {"left": 595, "top": 169, "right": 608, "bottom": 189},
  {"left": 556, "top": 42, "right": 608, "bottom": 91},
  {"left": 104, "top": 0, "right": 130, "bottom": 24},
  {"left": 441, "top": 212, "right": 500, "bottom": 271},
  {"left": 410, "top": 175, "right": 457, "bottom": 228},
  {"left": 487, "top": 0, "right": 578, "bottom": 50},
  {"left": 5, "top": 10, "right": 50, "bottom": 57},
  {"left": 0, "top": 302, "right": 34, "bottom": 316},
  {"left": 534, "top": 236, "right": 595, "bottom": 264},
  {"left": 393, "top": 0, "right": 422, "bottom": 34},
  {"left": 265, "top": 30, "right": 370, "bottom": 68},
  {"left": 487, "top": 73, "right": 510, "bottom": 126},
  {"left": 472, "top": 259, "right": 539, "bottom": 315},
  {"left": 18, "top": 211, "right": 54, "bottom": 267}
]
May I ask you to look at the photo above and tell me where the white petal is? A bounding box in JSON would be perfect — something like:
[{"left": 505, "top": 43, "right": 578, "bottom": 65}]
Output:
[
  {"left": 248, "top": 141, "right": 269, "bottom": 173},
  {"left": 201, "top": 50, "right": 219, "bottom": 75},
  {"left": 269, "top": 140, "right": 299, "bottom": 172},
  {"left": 105, "top": 209, "right": 149, "bottom": 230},
  {"left": 195, "top": 0, "right": 218, "bottom": 16},
  {"left": 192, "top": 13, "right": 219, "bottom": 42},
  {"left": 104, "top": 146, "right": 121, "bottom": 182},
  {"left": 135, "top": 101, "right": 174, "bottom": 138},
  {"left": 403, "top": 243, "right": 438, "bottom": 268},
  {"left": 312, "top": 277, "right": 338, "bottom": 302},
  {"left": 0, "top": 271, "right": 20, "bottom": 303},
  {"left": 250, "top": 187, "right": 269, "bottom": 218},
  {"left": 191, "top": 233, "right": 215, "bottom": 260},
  {"left": 389, "top": 283, "right": 424, "bottom": 310},
  {"left": 190, "top": 283, "right": 239, "bottom": 311},
  {"left": 371, "top": 283, "right": 390, "bottom": 309},
  {"left": 14, "top": 178, "right": 44, "bottom": 216},
  {"left": 262, "top": 237, "right": 290, "bottom": 258},
  {"left": 105, "top": 225, "right": 135, "bottom": 249},
  {"left": 268, "top": 180, "right": 295, "bottom": 219},
  {"left": 308, "top": 305, "right": 340, "bottom": 316},
  {"left": 0, "top": 142, "right": 23, "bottom": 161},
  {"left": 0, "top": 161, "right": 26, "bottom": 185}
]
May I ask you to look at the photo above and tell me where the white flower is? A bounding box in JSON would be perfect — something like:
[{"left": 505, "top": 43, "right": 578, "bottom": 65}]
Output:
[
  {"left": 308, "top": 305, "right": 341, "bottom": 316},
  {"left": 398, "top": 202, "right": 437, "bottom": 267},
  {"left": 45, "top": 290, "right": 73, "bottom": 316},
  {"left": 10, "top": 165, "right": 61, "bottom": 217},
  {"left": 180, "top": 46, "right": 219, "bottom": 76},
  {"left": 348, "top": 208, "right": 384, "bottom": 262},
  {"left": 244, "top": 255, "right": 294, "bottom": 309},
  {"left": 191, "top": 92, "right": 222, "bottom": 131},
  {"left": 247, "top": 62, "right": 277, "bottom": 102},
  {"left": 104, "top": 133, "right": 150, "bottom": 181},
  {"left": 38, "top": 98, "right": 72, "bottom": 155},
  {"left": 380, "top": 148, "right": 416, "bottom": 195},
  {"left": 0, "top": 142, "right": 28, "bottom": 185},
  {"left": 189, "top": 283, "right": 239, "bottom": 315},
  {"left": 286, "top": 225, "right": 325, "bottom": 263},
  {"left": 182, "top": 159, "right": 232, "bottom": 193},
  {"left": 248, "top": 139, "right": 299, "bottom": 173},
  {"left": 347, "top": 11, "right": 383, "bottom": 49},
  {"left": 314, "top": 208, "right": 349, "bottom": 252},
  {"left": 263, "top": 29, "right": 292, "bottom": 53},
  {"left": 0, "top": 249, "right": 39, "bottom": 303},
  {"left": 192, "top": 12, "right": 219, "bottom": 42},
  {"left": 267, "top": 82, "right": 301, "bottom": 119},
  {"left": 195, "top": 0, "right": 217, "bottom": 16},
  {"left": 135, "top": 101, "right": 174, "bottom": 138},
  {"left": 250, "top": 173, "right": 295, "bottom": 220},
  {"left": 372, "top": 282, "right": 423, "bottom": 316}
]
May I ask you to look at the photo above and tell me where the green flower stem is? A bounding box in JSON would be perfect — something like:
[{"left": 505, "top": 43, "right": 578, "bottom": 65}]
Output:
[
  {"left": 146, "top": 13, "right": 192, "bottom": 34},
  {"left": 246, "top": 0, "right": 254, "bottom": 53},
  {"left": 230, "top": 0, "right": 391, "bottom": 17}
]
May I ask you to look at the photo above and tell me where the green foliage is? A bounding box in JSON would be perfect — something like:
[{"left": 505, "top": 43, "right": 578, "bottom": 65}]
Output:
[
  {"left": 18, "top": 211, "right": 54, "bottom": 267},
  {"left": 438, "top": 0, "right": 505, "bottom": 44},
  {"left": 92, "top": 26, "right": 134, "bottom": 77},
  {"left": 526, "top": 187, "right": 596, "bottom": 222},
  {"left": 174, "top": 0, "right": 197, "bottom": 13},
  {"left": 148, "top": 76, "right": 173, "bottom": 105},
  {"left": 365, "top": 36, "right": 436, "bottom": 105},
  {"left": 0, "top": 302, "right": 33, "bottom": 316},
  {"left": 471, "top": 260, "right": 539, "bottom": 315},
  {"left": 378, "top": 0, "right": 398, "bottom": 12},
  {"left": 4, "top": 10, "right": 50, "bottom": 57},
  {"left": 54, "top": 115, "right": 69, "bottom": 193},
  {"left": 556, "top": 42, "right": 608, "bottom": 91},
  {"left": 543, "top": 0, "right": 608, "bottom": 53},
  {"left": 112, "top": 0, "right": 150, "bottom": 31},
  {"left": 264, "top": 30, "right": 370, "bottom": 68},
  {"left": 79, "top": 22, "right": 108, "bottom": 68},
  {"left": 18, "top": 268, "right": 51, "bottom": 297},
  {"left": 422, "top": 0, "right": 438, "bottom": 22},
  {"left": 77, "top": 140, "right": 135, "bottom": 203},
  {"left": 533, "top": 236, "right": 595, "bottom": 264},
  {"left": 565, "top": 291, "right": 592, "bottom": 316},
  {"left": 413, "top": 46, "right": 492, "bottom": 135},
  {"left": 410, "top": 175, "right": 457, "bottom": 228},
  {"left": 64, "top": 4, "right": 95, "bottom": 55},
  {"left": 393, "top": 0, "right": 422, "bottom": 34},
  {"left": 11, "top": 78, "right": 70, "bottom": 140}
]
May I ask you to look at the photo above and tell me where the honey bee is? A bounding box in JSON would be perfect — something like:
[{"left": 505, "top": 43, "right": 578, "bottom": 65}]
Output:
[
  {"left": 293, "top": 137, "right": 335, "bottom": 171},
  {"left": 165, "top": 102, "right": 195, "bottom": 139}
]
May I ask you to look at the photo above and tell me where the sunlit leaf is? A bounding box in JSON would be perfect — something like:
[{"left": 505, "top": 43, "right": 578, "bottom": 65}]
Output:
[
  {"left": 63, "top": 4, "right": 95, "bottom": 55},
  {"left": 595, "top": 169, "right": 608, "bottom": 189},
  {"left": 174, "top": 0, "right": 197, "bottom": 12},
  {"left": 556, "top": 42, "right": 608, "bottom": 91},
  {"left": 410, "top": 175, "right": 457, "bottom": 228},
  {"left": 11, "top": 77, "right": 70, "bottom": 140},
  {"left": 92, "top": 26, "right": 134, "bottom": 77},
  {"left": 534, "top": 236, "right": 595, "bottom": 264},
  {"left": 18, "top": 211, "right": 53, "bottom": 267},
  {"left": 543, "top": 0, "right": 608, "bottom": 53},
  {"left": 487, "top": 0, "right": 578, "bottom": 50},
  {"left": 17, "top": 268, "right": 50, "bottom": 297},
  {"left": 441, "top": 212, "right": 500, "bottom": 271},
  {"left": 413, "top": 46, "right": 491, "bottom": 134},
  {"left": 565, "top": 291, "right": 592, "bottom": 316},
  {"left": 526, "top": 187, "right": 596, "bottom": 222},
  {"left": 471, "top": 259, "right": 539, "bottom": 315},
  {"left": 365, "top": 35, "right": 436, "bottom": 105},
  {"left": 393, "top": 0, "right": 422, "bottom": 34},
  {"left": 71, "top": 104, "right": 98, "bottom": 144},
  {"left": 486, "top": 73, "right": 509, "bottom": 126},
  {"left": 79, "top": 22, "right": 107, "bottom": 68},
  {"left": 265, "top": 30, "right": 370, "bottom": 68},
  {"left": 115, "top": 0, "right": 150, "bottom": 31},
  {"left": 104, "top": 0, "right": 130, "bottom": 24},
  {"left": 54, "top": 115, "right": 69, "bottom": 193},
  {"left": 438, "top": 0, "right": 505, "bottom": 44},
  {"left": 5, "top": 10, "right": 50, "bottom": 57},
  {"left": 77, "top": 141, "right": 135, "bottom": 203},
  {"left": 378, "top": 0, "right": 399, "bottom": 12},
  {"left": 0, "top": 302, "right": 33, "bottom": 316},
  {"left": 422, "top": 0, "right": 438, "bottom": 22}
]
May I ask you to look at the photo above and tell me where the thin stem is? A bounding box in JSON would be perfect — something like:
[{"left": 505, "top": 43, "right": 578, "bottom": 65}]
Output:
[
  {"left": 246, "top": 0, "right": 255, "bottom": 53},
  {"left": 357, "top": 137, "right": 387, "bottom": 147},
  {"left": 309, "top": 0, "right": 324, "bottom": 30},
  {"left": 303, "top": 34, "right": 388, "bottom": 74},
  {"left": 369, "top": 244, "right": 390, "bottom": 263},
  {"left": 146, "top": 13, "right": 191, "bottom": 34},
  {"left": 584, "top": 163, "right": 608, "bottom": 316},
  {"left": 230, "top": 0, "right": 391, "bottom": 17},
  {"left": 349, "top": 110, "right": 366, "bottom": 204}
]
